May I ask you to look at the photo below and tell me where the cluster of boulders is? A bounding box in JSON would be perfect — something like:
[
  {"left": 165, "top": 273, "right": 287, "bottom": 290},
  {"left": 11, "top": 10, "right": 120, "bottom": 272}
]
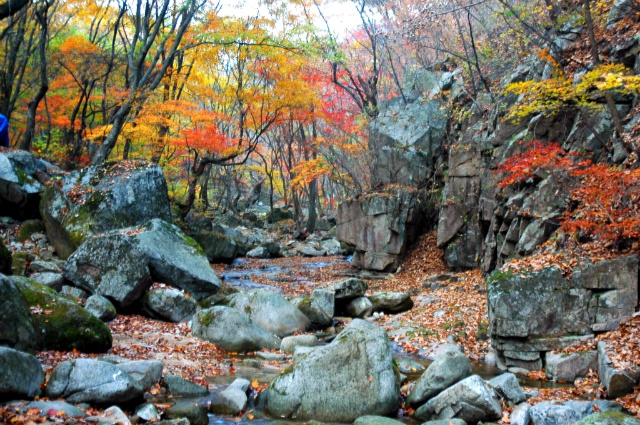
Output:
[
  {"left": 190, "top": 220, "right": 348, "bottom": 264},
  {"left": 193, "top": 278, "right": 413, "bottom": 352},
  {"left": 404, "top": 344, "right": 640, "bottom": 425}
]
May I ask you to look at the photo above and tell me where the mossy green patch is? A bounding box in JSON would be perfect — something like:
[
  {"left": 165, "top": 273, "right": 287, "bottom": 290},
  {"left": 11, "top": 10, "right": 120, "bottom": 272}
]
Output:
[
  {"left": 16, "top": 220, "right": 45, "bottom": 242},
  {"left": 12, "top": 277, "right": 112, "bottom": 353},
  {"left": 486, "top": 269, "right": 515, "bottom": 286},
  {"left": 198, "top": 311, "right": 213, "bottom": 327}
]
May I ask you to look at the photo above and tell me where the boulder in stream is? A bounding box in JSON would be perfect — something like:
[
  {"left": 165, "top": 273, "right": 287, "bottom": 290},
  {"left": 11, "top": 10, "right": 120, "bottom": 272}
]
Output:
[
  {"left": 266, "top": 319, "right": 399, "bottom": 422},
  {"left": 193, "top": 306, "right": 281, "bottom": 352},
  {"left": 223, "top": 289, "right": 310, "bottom": 337}
]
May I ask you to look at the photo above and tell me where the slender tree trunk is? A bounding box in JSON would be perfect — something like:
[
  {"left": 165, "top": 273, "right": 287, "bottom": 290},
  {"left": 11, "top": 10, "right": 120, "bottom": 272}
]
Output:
[
  {"left": 20, "top": 2, "right": 49, "bottom": 151},
  {"left": 92, "top": 102, "right": 132, "bottom": 163}
]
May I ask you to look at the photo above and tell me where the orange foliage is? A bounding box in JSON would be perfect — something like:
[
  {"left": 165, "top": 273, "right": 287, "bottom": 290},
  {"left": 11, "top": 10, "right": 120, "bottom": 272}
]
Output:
[{"left": 497, "top": 141, "right": 640, "bottom": 244}]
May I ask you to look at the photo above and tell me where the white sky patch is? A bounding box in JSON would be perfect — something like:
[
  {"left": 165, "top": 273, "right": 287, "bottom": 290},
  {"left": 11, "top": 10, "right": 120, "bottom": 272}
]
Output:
[{"left": 218, "top": 0, "right": 363, "bottom": 39}]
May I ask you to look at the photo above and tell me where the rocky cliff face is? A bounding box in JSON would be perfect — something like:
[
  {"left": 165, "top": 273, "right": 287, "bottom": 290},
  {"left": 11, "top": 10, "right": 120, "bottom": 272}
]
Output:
[
  {"left": 338, "top": 24, "right": 640, "bottom": 274},
  {"left": 335, "top": 69, "right": 458, "bottom": 271},
  {"left": 487, "top": 255, "right": 638, "bottom": 371}
]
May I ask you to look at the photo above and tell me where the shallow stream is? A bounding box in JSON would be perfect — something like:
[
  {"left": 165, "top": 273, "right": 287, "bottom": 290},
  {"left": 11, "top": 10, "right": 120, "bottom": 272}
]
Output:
[{"left": 199, "top": 257, "right": 573, "bottom": 425}]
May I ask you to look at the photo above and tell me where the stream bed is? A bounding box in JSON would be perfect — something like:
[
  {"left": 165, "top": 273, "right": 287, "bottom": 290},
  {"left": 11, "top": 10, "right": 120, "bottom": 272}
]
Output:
[{"left": 197, "top": 257, "right": 574, "bottom": 425}]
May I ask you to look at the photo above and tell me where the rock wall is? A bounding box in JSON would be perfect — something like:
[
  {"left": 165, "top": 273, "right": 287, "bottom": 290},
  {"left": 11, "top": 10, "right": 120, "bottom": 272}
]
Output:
[
  {"left": 487, "top": 255, "right": 638, "bottom": 371},
  {"left": 336, "top": 189, "right": 425, "bottom": 271},
  {"left": 339, "top": 22, "right": 640, "bottom": 273},
  {"left": 336, "top": 70, "right": 457, "bottom": 271}
]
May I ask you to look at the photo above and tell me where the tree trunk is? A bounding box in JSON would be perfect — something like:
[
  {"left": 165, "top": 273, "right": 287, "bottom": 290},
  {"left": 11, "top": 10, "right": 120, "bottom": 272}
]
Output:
[
  {"left": 20, "top": 2, "right": 49, "bottom": 151},
  {"left": 92, "top": 102, "right": 132, "bottom": 164}
]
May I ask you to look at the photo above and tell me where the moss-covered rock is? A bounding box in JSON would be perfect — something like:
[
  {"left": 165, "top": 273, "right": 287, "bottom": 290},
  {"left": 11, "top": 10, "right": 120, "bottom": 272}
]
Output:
[
  {"left": 11, "top": 251, "right": 34, "bottom": 276},
  {"left": 40, "top": 160, "right": 172, "bottom": 259},
  {"left": 191, "top": 231, "right": 239, "bottom": 263},
  {"left": 16, "top": 219, "right": 45, "bottom": 242},
  {"left": 575, "top": 411, "right": 640, "bottom": 425},
  {"left": 10, "top": 276, "right": 112, "bottom": 353},
  {"left": 0, "top": 274, "right": 40, "bottom": 352}
]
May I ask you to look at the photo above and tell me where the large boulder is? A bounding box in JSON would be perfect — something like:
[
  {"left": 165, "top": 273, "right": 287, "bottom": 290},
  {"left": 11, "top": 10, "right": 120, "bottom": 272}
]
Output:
[
  {"left": 414, "top": 375, "right": 501, "bottom": 423},
  {"left": 0, "top": 274, "right": 39, "bottom": 352},
  {"left": 191, "top": 231, "right": 239, "bottom": 263},
  {"left": 406, "top": 350, "right": 472, "bottom": 408},
  {"left": 142, "top": 288, "right": 197, "bottom": 322},
  {"left": 63, "top": 219, "right": 220, "bottom": 307},
  {"left": 545, "top": 351, "right": 597, "bottom": 382},
  {"left": 290, "top": 288, "right": 334, "bottom": 328},
  {"left": 46, "top": 358, "right": 143, "bottom": 404},
  {"left": 369, "top": 292, "right": 413, "bottom": 313},
  {"left": 40, "top": 160, "right": 172, "bottom": 259},
  {"left": 84, "top": 294, "right": 117, "bottom": 322},
  {"left": 192, "top": 306, "right": 280, "bottom": 352},
  {"left": 529, "top": 402, "right": 582, "bottom": 425},
  {"left": 488, "top": 372, "right": 527, "bottom": 404},
  {"left": 0, "top": 346, "right": 45, "bottom": 399},
  {"left": 598, "top": 341, "right": 640, "bottom": 399},
  {"left": 11, "top": 276, "right": 112, "bottom": 353},
  {"left": 487, "top": 256, "right": 638, "bottom": 371},
  {"left": 162, "top": 374, "right": 208, "bottom": 397},
  {"left": 336, "top": 189, "right": 426, "bottom": 272},
  {"left": 0, "top": 150, "right": 44, "bottom": 219},
  {"left": 116, "top": 360, "right": 163, "bottom": 392},
  {"left": 266, "top": 319, "right": 399, "bottom": 422},
  {"left": 223, "top": 289, "right": 310, "bottom": 337}
]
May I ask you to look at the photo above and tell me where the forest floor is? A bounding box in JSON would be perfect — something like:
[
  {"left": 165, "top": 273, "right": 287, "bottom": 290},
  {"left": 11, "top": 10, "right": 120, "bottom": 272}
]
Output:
[{"left": 26, "top": 232, "right": 640, "bottom": 422}]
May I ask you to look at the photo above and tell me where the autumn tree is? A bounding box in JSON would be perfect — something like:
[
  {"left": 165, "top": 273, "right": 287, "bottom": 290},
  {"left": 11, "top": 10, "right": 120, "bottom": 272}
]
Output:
[
  {"left": 90, "top": 0, "right": 204, "bottom": 164},
  {"left": 497, "top": 141, "right": 640, "bottom": 246}
]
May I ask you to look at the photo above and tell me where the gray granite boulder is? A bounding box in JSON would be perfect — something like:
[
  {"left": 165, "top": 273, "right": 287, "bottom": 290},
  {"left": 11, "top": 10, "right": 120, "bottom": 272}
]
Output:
[
  {"left": 162, "top": 374, "right": 208, "bottom": 396},
  {"left": 193, "top": 306, "right": 280, "bottom": 352},
  {"left": 40, "top": 160, "right": 171, "bottom": 259},
  {"left": 291, "top": 288, "right": 334, "bottom": 328},
  {"left": 45, "top": 358, "right": 142, "bottom": 404},
  {"left": 63, "top": 219, "right": 220, "bottom": 308},
  {"left": 598, "top": 341, "right": 639, "bottom": 399},
  {"left": 545, "top": 351, "right": 597, "bottom": 382},
  {"left": 0, "top": 150, "right": 44, "bottom": 219},
  {"left": 84, "top": 294, "right": 117, "bottom": 322},
  {"left": 266, "top": 319, "right": 399, "bottom": 422},
  {"left": 223, "top": 289, "right": 309, "bottom": 337},
  {"left": 345, "top": 296, "right": 374, "bottom": 318},
  {"left": 280, "top": 335, "right": 318, "bottom": 354},
  {"left": 488, "top": 373, "right": 527, "bottom": 404},
  {"left": 407, "top": 349, "right": 472, "bottom": 407},
  {"left": 414, "top": 375, "right": 501, "bottom": 423},
  {"left": 369, "top": 291, "right": 413, "bottom": 313},
  {"left": 0, "top": 346, "right": 44, "bottom": 399},
  {"left": 327, "top": 278, "right": 367, "bottom": 300},
  {"left": 529, "top": 402, "right": 581, "bottom": 425},
  {"left": 142, "top": 288, "right": 197, "bottom": 322},
  {"left": 116, "top": 360, "right": 163, "bottom": 392}
]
